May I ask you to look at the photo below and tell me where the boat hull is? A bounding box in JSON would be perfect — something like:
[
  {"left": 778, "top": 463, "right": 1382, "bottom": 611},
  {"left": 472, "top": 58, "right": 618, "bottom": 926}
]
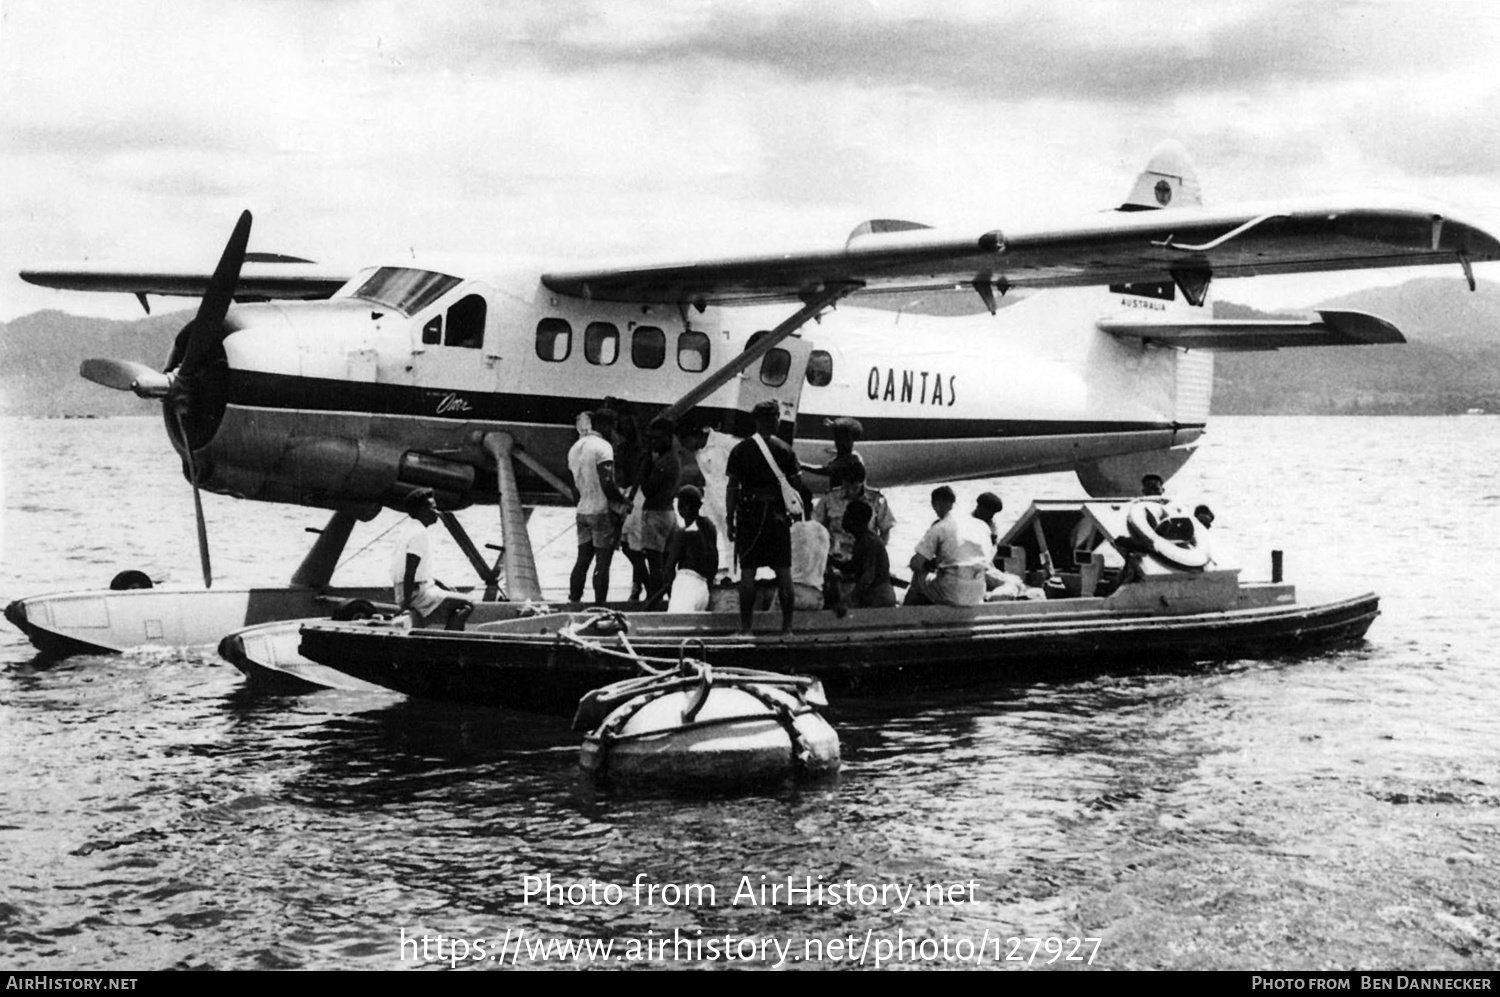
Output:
[{"left": 298, "top": 587, "right": 1380, "bottom": 715}]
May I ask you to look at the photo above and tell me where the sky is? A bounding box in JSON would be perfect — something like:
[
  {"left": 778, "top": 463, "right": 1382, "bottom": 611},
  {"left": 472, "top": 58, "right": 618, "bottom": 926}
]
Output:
[{"left": 3, "top": 0, "right": 1500, "bottom": 321}]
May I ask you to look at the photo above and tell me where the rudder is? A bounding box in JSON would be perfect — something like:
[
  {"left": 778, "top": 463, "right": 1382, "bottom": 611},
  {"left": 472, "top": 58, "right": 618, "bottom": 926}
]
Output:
[{"left": 1119, "top": 140, "right": 1202, "bottom": 211}]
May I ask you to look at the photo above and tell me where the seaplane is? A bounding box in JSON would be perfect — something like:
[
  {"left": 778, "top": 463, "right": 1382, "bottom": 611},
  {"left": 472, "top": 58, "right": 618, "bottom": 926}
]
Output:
[{"left": 7, "top": 140, "right": 1499, "bottom": 658}]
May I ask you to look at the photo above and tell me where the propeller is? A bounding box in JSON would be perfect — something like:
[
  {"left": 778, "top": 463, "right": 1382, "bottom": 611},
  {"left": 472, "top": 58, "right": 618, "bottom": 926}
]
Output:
[
  {"left": 171, "top": 401, "right": 213, "bottom": 590},
  {"left": 79, "top": 210, "right": 253, "bottom": 589},
  {"left": 79, "top": 359, "right": 171, "bottom": 397}
]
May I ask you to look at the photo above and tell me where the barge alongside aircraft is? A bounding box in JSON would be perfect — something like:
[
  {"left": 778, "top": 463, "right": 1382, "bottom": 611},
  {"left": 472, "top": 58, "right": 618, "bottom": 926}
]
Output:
[{"left": 290, "top": 499, "right": 1379, "bottom": 713}]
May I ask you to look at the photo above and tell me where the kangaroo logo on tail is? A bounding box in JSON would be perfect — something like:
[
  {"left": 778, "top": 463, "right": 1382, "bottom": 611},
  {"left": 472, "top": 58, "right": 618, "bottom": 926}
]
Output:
[{"left": 1121, "top": 140, "right": 1203, "bottom": 211}]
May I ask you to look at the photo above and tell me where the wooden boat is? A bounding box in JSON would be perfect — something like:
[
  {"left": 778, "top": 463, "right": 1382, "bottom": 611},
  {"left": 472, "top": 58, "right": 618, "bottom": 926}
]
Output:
[{"left": 296, "top": 499, "right": 1380, "bottom": 715}]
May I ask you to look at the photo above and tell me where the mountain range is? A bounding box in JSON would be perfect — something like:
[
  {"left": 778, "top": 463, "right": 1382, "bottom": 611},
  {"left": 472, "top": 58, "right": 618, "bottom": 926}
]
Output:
[
  {"left": 2, "top": 276, "right": 1498, "bottom": 417},
  {"left": 1212, "top": 277, "right": 1500, "bottom": 414}
]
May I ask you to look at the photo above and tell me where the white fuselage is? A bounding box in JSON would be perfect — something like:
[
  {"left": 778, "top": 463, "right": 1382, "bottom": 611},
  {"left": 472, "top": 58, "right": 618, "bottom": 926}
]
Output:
[{"left": 198, "top": 266, "right": 1210, "bottom": 510}]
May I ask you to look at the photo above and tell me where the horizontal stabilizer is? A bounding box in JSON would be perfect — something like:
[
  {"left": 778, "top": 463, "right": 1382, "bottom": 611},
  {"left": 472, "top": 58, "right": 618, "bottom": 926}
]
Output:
[{"left": 1097, "top": 309, "right": 1405, "bottom": 351}]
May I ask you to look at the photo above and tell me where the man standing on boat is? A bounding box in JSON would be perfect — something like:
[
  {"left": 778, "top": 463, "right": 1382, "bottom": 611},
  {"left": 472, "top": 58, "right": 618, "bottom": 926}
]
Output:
[
  {"left": 726, "top": 400, "right": 805, "bottom": 635},
  {"left": 567, "top": 407, "right": 625, "bottom": 604},
  {"left": 904, "top": 485, "right": 993, "bottom": 607},
  {"left": 392, "top": 488, "right": 473, "bottom": 630},
  {"left": 637, "top": 417, "right": 682, "bottom": 600},
  {"left": 800, "top": 416, "right": 864, "bottom": 489}
]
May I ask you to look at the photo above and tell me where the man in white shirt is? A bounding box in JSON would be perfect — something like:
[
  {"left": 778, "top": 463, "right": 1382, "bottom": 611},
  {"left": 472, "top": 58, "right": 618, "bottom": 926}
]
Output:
[
  {"left": 391, "top": 488, "right": 473, "bottom": 629},
  {"left": 567, "top": 408, "right": 625, "bottom": 604},
  {"left": 904, "top": 485, "right": 994, "bottom": 607}
]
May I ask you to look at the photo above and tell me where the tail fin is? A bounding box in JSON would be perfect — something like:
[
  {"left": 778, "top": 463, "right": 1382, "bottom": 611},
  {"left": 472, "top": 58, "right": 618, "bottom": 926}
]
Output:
[{"left": 1119, "top": 140, "right": 1202, "bottom": 211}]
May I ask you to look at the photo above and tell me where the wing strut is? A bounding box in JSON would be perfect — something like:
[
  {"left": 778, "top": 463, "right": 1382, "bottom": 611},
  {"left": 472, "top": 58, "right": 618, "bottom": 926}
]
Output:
[{"left": 656, "top": 283, "right": 859, "bottom": 426}]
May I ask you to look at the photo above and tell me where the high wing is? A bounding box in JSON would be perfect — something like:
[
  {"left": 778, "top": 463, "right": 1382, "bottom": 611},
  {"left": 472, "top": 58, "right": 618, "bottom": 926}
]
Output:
[
  {"left": 1099, "top": 309, "right": 1404, "bottom": 351},
  {"left": 20, "top": 256, "right": 350, "bottom": 303},
  {"left": 542, "top": 198, "right": 1500, "bottom": 307}
]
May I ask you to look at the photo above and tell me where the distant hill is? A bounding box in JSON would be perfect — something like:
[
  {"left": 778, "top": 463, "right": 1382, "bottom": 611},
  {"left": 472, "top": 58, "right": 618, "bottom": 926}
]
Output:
[
  {"left": 1, "top": 277, "right": 1498, "bottom": 416},
  {"left": 1211, "top": 277, "right": 1500, "bottom": 414},
  {"left": 0, "top": 308, "right": 191, "bottom": 416}
]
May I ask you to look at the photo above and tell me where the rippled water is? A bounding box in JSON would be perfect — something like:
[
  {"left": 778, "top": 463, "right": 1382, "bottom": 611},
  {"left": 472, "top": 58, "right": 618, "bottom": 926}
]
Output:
[{"left": 2, "top": 415, "right": 1498, "bottom": 970}]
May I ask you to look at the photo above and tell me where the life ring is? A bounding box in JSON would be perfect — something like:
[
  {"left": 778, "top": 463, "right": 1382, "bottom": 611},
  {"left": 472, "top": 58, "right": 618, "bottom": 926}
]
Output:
[{"left": 1125, "top": 499, "right": 1210, "bottom": 571}]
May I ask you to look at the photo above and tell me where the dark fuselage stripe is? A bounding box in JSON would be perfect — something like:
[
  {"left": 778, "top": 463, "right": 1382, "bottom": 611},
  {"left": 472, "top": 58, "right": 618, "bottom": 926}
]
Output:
[{"left": 226, "top": 370, "right": 1187, "bottom": 443}]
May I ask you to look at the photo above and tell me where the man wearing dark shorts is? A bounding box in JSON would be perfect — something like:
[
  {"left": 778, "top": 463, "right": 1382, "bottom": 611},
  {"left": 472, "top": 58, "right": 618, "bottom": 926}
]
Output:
[
  {"left": 638, "top": 417, "right": 681, "bottom": 599},
  {"left": 726, "top": 399, "right": 804, "bottom": 635}
]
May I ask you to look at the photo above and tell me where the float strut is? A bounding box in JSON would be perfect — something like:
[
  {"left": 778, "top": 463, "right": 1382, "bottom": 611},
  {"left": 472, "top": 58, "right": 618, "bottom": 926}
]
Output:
[
  {"left": 482, "top": 432, "right": 544, "bottom": 601},
  {"left": 437, "top": 512, "right": 504, "bottom": 601},
  {"left": 289, "top": 510, "right": 360, "bottom": 588}
]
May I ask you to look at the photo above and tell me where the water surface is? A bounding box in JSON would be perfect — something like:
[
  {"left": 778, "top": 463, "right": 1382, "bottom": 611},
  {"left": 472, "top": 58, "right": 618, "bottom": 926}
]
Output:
[{"left": 1, "top": 416, "right": 1497, "bottom": 970}]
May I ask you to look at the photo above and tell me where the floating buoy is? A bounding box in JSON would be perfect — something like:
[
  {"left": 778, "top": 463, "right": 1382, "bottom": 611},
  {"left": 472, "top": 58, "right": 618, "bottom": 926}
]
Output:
[{"left": 576, "top": 661, "right": 840, "bottom": 791}]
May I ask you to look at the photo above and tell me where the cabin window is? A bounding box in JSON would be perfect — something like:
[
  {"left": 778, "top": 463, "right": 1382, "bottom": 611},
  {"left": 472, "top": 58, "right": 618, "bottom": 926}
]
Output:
[
  {"left": 585, "top": 322, "right": 619, "bottom": 365},
  {"left": 536, "top": 318, "right": 572, "bottom": 361},
  {"left": 806, "top": 349, "right": 833, "bottom": 387},
  {"left": 632, "top": 326, "right": 665, "bottom": 369},
  {"left": 421, "top": 314, "right": 442, "bottom": 345},
  {"left": 760, "top": 348, "right": 791, "bottom": 387},
  {"left": 677, "top": 331, "right": 710, "bottom": 373},
  {"left": 444, "top": 294, "right": 486, "bottom": 349}
]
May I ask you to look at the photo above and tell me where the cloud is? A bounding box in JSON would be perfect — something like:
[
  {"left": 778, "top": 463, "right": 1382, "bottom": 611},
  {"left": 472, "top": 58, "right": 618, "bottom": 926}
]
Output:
[
  {"left": 3, "top": 0, "right": 1500, "bottom": 321},
  {"left": 393, "top": 0, "right": 1500, "bottom": 107}
]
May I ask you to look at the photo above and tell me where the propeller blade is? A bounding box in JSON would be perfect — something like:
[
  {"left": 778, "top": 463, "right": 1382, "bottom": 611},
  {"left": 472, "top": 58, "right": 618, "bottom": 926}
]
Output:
[
  {"left": 197, "top": 210, "right": 252, "bottom": 328},
  {"left": 190, "top": 473, "right": 212, "bottom": 590},
  {"left": 82, "top": 358, "right": 155, "bottom": 391},
  {"left": 80, "top": 358, "right": 172, "bottom": 398},
  {"left": 177, "top": 210, "right": 252, "bottom": 379},
  {"left": 170, "top": 402, "right": 213, "bottom": 589}
]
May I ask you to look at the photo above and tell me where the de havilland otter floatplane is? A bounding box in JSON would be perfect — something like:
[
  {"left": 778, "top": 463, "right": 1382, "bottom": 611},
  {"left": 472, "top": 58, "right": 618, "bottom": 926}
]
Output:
[{"left": 7, "top": 141, "right": 1499, "bottom": 656}]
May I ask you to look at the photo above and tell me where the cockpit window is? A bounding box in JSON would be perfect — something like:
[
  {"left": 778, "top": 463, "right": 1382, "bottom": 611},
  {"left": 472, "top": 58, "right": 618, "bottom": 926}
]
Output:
[
  {"left": 350, "top": 267, "right": 462, "bottom": 317},
  {"left": 444, "top": 294, "right": 486, "bottom": 349}
]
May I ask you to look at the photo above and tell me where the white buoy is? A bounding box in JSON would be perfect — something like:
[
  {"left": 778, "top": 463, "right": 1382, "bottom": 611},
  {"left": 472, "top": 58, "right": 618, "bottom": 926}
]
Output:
[{"left": 577, "top": 666, "right": 840, "bottom": 791}]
